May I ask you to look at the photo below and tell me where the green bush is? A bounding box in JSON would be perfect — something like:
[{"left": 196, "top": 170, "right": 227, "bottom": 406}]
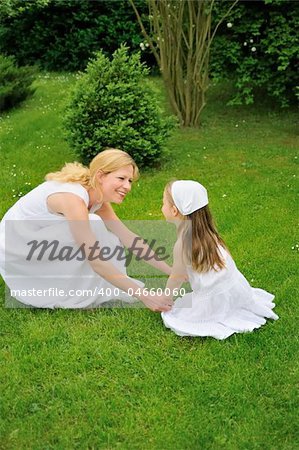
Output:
[
  {"left": 210, "top": 0, "right": 299, "bottom": 107},
  {"left": 0, "top": 54, "right": 36, "bottom": 111},
  {"left": 64, "top": 46, "right": 174, "bottom": 168},
  {"left": 0, "top": 0, "right": 153, "bottom": 72}
]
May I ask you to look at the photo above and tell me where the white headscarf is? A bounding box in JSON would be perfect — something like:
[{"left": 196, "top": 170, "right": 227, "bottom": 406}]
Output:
[{"left": 171, "top": 180, "right": 208, "bottom": 215}]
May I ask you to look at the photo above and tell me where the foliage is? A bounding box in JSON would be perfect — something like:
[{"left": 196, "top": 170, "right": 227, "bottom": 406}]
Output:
[
  {"left": 64, "top": 46, "right": 174, "bottom": 168},
  {"left": 0, "top": 0, "right": 151, "bottom": 71},
  {"left": 0, "top": 0, "right": 50, "bottom": 17},
  {"left": 0, "top": 53, "right": 36, "bottom": 111},
  {"left": 210, "top": 0, "right": 299, "bottom": 107},
  {"left": 1, "top": 0, "right": 297, "bottom": 110}
]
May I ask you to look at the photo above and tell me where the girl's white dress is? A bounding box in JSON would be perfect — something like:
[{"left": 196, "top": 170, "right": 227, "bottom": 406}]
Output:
[
  {"left": 0, "top": 181, "right": 140, "bottom": 308},
  {"left": 161, "top": 248, "right": 279, "bottom": 340}
]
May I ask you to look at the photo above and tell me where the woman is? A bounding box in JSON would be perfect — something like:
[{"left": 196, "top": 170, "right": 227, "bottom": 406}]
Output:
[{"left": 0, "top": 149, "right": 173, "bottom": 311}]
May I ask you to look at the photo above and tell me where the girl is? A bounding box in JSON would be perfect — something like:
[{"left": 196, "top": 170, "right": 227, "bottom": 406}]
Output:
[
  {"left": 161, "top": 180, "right": 278, "bottom": 340},
  {"left": 0, "top": 149, "right": 172, "bottom": 311}
]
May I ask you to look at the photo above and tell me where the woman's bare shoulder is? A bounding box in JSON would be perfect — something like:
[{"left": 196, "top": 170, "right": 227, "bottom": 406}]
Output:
[{"left": 47, "top": 192, "right": 88, "bottom": 219}]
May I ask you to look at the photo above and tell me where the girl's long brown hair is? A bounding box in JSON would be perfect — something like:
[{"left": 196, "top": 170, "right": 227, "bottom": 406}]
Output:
[{"left": 165, "top": 181, "right": 228, "bottom": 273}]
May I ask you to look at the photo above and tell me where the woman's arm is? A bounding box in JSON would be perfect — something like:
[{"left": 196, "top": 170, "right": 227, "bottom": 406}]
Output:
[
  {"left": 165, "top": 239, "right": 188, "bottom": 300},
  {"left": 47, "top": 193, "right": 173, "bottom": 312},
  {"left": 97, "top": 202, "right": 172, "bottom": 276}
]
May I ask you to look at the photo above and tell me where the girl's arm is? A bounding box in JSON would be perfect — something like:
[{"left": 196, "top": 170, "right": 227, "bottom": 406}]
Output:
[
  {"left": 165, "top": 239, "right": 188, "bottom": 299},
  {"left": 47, "top": 193, "right": 173, "bottom": 312},
  {"left": 97, "top": 202, "right": 172, "bottom": 276}
]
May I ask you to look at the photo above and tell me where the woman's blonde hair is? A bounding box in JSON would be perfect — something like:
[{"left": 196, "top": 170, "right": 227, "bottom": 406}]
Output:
[
  {"left": 45, "top": 148, "right": 139, "bottom": 199},
  {"left": 164, "top": 181, "right": 228, "bottom": 273}
]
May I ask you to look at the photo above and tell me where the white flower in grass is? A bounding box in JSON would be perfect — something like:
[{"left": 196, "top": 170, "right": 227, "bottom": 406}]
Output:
[
  {"left": 139, "top": 43, "right": 145, "bottom": 51},
  {"left": 222, "top": 194, "right": 227, "bottom": 198},
  {"left": 249, "top": 39, "right": 254, "bottom": 43},
  {"left": 227, "top": 22, "right": 233, "bottom": 28},
  {"left": 243, "top": 42, "right": 248, "bottom": 46},
  {"left": 251, "top": 47, "right": 257, "bottom": 52}
]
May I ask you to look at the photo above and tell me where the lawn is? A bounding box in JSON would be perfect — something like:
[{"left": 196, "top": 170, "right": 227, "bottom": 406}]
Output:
[{"left": 0, "top": 73, "right": 298, "bottom": 450}]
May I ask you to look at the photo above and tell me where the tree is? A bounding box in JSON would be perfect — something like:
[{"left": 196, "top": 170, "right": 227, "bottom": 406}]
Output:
[{"left": 130, "top": 0, "right": 238, "bottom": 127}]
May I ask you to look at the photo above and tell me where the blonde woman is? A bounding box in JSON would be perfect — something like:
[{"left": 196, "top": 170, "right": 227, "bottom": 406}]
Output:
[{"left": 0, "top": 149, "right": 172, "bottom": 311}]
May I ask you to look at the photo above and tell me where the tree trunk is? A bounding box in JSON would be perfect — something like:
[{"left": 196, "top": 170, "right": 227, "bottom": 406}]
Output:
[{"left": 130, "top": 0, "right": 239, "bottom": 127}]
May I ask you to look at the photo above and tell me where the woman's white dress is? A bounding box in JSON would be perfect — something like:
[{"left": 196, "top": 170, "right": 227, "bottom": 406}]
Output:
[
  {"left": 0, "top": 181, "right": 140, "bottom": 308},
  {"left": 161, "top": 248, "right": 279, "bottom": 340}
]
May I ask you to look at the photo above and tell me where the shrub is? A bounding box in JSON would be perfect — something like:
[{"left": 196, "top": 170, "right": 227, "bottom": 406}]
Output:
[
  {"left": 64, "top": 46, "right": 174, "bottom": 168},
  {"left": 210, "top": 0, "right": 299, "bottom": 107},
  {"left": 0, "top": 54, "right": 36, "bottom": 111},
  {"left": 0, "top": 0, "right": 153, "bottom": 72}
]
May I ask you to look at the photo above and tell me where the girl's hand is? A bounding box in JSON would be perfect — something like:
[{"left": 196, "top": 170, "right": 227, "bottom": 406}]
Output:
[{"left": 141, "top": 293, "right": 173, "bottom": 312}]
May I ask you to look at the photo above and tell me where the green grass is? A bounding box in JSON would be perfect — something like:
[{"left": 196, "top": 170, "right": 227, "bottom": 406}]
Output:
[{"left": 0, "top": 73, "right": 298, "bottom": 450}]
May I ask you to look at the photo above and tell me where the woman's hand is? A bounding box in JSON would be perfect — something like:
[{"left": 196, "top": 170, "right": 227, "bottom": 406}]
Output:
[{"left": 140, "top": 292, "right": 173, "bottom": 312}]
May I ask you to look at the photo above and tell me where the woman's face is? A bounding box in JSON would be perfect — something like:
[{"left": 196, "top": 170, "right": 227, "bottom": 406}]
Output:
[{"left": 98, "top": 165, "right": 134, "bottom": 203}]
